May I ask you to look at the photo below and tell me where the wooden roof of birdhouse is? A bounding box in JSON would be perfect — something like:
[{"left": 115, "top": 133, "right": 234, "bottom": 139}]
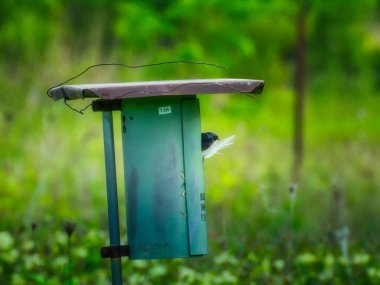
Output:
[{"left": 49, "top": 79, "right": 264, "bottom": 101}]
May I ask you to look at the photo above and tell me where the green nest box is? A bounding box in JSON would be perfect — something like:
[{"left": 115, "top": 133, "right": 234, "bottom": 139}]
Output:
[{"left": 51, "top": 79, "right": 264, "bottom": 261}]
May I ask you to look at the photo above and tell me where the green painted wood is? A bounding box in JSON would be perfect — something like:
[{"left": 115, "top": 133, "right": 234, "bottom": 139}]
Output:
[
  {"left": 181, "top": 99, "right": 208, "bottom": 255},
  {"left": 121, "top": 97, "right": 190, "bottom": 259}
]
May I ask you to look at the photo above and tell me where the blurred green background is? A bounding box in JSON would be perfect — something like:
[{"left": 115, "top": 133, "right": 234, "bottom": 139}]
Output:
[{"left": 1, "top": 0, "right": 380, "bottom": 284}]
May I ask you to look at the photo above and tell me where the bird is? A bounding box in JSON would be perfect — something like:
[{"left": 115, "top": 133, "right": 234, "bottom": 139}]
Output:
[
  {"left": 201, "top": 132, "right": 235, "bottom": 159},
  {"left": 201, "top": 132, "right": 219, "bottom": 151}
]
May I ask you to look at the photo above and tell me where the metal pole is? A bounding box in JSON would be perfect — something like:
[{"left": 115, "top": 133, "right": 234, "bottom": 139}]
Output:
[{"left": 102, "top": 111, "right": 123, "bottom": 285}]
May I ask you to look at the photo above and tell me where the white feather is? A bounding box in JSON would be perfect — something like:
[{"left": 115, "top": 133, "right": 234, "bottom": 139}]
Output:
[{"left": 202, "top": 135, "right": 235, "bottom": 159}]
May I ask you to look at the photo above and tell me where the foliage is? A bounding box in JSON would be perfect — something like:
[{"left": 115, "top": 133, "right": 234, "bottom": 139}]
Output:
[{"left": 2, "top": 222, "right": 380, "bottom": 285}]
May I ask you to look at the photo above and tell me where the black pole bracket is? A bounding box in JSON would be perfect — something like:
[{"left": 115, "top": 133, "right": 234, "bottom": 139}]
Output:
[
  {"left": 92, "top": 99, "right": 122, "bottom": 112},
  {"left": 100, "top": 245, "right": 130, "bottom": 259}
]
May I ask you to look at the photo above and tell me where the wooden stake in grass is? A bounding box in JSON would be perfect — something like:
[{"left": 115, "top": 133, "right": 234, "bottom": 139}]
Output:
[
  {"left": 285, "top": 184, "right": 297, "bottom": 283},
  {"left": 64, "top": 221, "right": 76, "bottom": 285}
]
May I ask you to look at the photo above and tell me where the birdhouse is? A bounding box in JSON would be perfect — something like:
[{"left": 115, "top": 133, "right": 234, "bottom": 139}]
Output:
[{"left": 50, "top": 79, "right": 264, "bottom": 261}]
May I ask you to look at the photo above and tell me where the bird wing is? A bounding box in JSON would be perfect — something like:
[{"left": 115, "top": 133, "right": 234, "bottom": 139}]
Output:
[{"left": 202, "top": 135, "right": 235, "bottom": 159}]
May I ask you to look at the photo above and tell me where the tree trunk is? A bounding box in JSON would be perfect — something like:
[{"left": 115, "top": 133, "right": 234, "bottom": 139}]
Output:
[{"left": 292, "top": 5, "right": 307, "bottom": 184}]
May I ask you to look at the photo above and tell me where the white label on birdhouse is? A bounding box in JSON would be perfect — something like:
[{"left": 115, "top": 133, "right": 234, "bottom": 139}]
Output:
[{"left": 158, "top": 106, "right": 171, "bottom": 115}]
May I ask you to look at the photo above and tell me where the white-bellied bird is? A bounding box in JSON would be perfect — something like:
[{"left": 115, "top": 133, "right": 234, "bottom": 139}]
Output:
[{"left": 201, "top": 132, "right": 235, "bottom": 159}]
